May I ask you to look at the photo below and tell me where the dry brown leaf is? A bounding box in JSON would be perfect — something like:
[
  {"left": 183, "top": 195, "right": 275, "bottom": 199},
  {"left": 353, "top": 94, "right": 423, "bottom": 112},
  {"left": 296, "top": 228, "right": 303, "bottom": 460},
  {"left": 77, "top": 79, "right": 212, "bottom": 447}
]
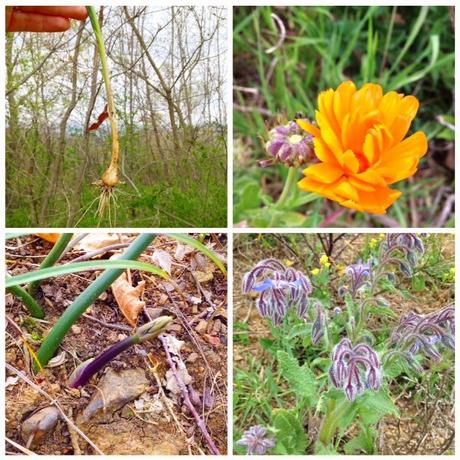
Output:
[
  {"left": 151, "top": 249, "right": 173, "bottom": 275},
  {"left": 111, "top": 275, "right": 146, "bottom": 326},
  {"left": 75, "top": 233, "right": 122, "bottom": 252}
]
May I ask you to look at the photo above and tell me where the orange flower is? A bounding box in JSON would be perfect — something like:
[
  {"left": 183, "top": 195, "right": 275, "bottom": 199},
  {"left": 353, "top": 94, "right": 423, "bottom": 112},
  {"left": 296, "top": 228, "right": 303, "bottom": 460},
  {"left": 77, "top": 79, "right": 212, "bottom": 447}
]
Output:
[{"left": 297, "top": 81, "right": 428, "bottom": 214}]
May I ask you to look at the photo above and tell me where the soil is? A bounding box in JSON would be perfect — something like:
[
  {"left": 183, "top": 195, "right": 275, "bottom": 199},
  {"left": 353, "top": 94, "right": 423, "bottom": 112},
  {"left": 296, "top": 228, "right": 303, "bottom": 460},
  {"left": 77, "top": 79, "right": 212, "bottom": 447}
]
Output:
[
  {"left": 5, "top": 234, "right": 227, "bottom": 455},
  {"left": 233, "top": 233, "right": 455, "bottom": 455}
]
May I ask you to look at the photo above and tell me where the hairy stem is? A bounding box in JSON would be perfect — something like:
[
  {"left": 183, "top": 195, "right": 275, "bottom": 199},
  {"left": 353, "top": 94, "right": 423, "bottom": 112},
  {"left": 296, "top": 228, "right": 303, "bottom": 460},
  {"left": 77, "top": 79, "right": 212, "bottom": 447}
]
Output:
[{"left": 275, "top": 167, "right": 297, "bottom": 209}]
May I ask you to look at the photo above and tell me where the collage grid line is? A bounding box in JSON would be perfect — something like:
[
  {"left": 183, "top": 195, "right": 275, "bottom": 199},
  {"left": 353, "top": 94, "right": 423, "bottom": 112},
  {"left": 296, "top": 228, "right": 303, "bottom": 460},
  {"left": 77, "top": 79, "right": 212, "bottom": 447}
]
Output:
[{"left": 1, "top": 0, "right": 458, "bottom": 458}]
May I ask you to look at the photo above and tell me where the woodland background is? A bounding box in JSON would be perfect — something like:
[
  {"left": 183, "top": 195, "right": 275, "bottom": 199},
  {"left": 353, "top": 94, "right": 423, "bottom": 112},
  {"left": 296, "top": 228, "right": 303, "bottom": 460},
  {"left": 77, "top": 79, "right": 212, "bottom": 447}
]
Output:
[{"left": 6, "top": 6, "right": 227, "bottom": 227}]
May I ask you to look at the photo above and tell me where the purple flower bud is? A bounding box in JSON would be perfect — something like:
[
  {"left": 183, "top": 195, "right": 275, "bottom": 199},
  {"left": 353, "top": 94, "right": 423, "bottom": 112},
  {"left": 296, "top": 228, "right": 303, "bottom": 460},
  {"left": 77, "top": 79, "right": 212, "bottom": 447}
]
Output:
[
  {"left": 236, "top": 425, "right": 276, "bottom": 455},
  {"left": 391, "top": 305, "right": 455, "bottom": 365},
  {"left": 311, "top": 304, "right": 325, "bottom": 345},
  {"left": 333, "top": 306, "right": 342, "bottom": 316},
  {"left": 262, "top": 120, "right": 314, "bottom": 168},
  {"left": 329, "top": 338, "right": 382, "bottom": 401},
  {"left": 344, "top": 261, "right": 371, "bottom": 298}
]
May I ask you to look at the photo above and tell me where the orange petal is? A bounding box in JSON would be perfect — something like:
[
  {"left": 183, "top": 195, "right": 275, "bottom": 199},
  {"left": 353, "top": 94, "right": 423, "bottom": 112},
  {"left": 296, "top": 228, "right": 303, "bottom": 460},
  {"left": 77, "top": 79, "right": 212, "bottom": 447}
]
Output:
[
  {"left": 303, "top": 162, "right": 344, "bottom": 184},
  {"left": 297, "top": 119, "right": 320, "bottom": 138},
  {"left": 333, "top": 81, "right": 356, "bottom": 125}
]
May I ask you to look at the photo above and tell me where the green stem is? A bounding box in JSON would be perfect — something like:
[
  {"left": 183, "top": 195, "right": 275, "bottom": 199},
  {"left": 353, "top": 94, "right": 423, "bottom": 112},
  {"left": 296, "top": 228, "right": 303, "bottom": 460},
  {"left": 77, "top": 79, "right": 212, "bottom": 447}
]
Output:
[
  {"left": 318, "top": 397, "right": 351, "bottom": 445},
  {"left": 275, "top": 167, "right": 297, "bottom": 209},
  {"left": 34, "top": 234, "right": 156, "bottom": 371},
  {"left": 7, "top": 284, "right": 45, "bottom": 319},
  {"left": 28, "top": 233, "right": 73, "bottom": 297},
  {"left": 86, "top": 6, "right": 119, "bottom": 183}
]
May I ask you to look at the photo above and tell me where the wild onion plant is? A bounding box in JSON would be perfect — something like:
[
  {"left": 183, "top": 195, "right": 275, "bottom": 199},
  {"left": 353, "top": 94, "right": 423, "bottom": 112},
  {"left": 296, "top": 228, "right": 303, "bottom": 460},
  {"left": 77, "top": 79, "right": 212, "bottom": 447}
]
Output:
[
  {"left": 237, "top": 234, "right": 454, "bottom": 454},
  {"left": 6, "top": 233, "right": 225, "bottom": 372},
  {"left": 86, "top": 6, "right": 121, "bottom": 221},
  {"left": 69, "top": 316, "right": 172, "bottom": 387}
]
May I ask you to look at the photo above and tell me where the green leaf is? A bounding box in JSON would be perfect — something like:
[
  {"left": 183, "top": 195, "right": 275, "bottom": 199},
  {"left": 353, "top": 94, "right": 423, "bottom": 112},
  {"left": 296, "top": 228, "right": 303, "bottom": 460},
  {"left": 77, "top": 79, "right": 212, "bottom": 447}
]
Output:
[
  {"left": 411, "top": 274, "right": 426, "bottom": 292},
  {"left": 6, "top": 260, "right": 168, "bottom": 288},
  {"left": 355, "top": 389, "right": 399, "bottom": 425},
  {"left": 314, "top": 441, "right": 338, "bottom": 455},
  {"left": 167, "top": 233, "right": 227, "bottom": 275},
  {"left": 344, "top": 423, "right": 376, "bottom": 454},
  {"left": 277, "top": 350, "right": 318, "bottom": 406},
  {"left": 272, "top": 408, "right": 308, "bottom": 454}
]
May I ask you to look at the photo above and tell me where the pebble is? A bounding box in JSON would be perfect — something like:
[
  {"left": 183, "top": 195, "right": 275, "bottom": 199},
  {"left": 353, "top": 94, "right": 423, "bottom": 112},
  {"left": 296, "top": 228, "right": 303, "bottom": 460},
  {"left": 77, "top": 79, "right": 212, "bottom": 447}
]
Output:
[
  {"left": 21, "top": 406, "right": 60, "bottom": 446},
  {"left": 79, "top": 368, "right": 149, "bottom": 422},
  {"left": 71, "top": 325, "right": 81, "bottom": 334}
]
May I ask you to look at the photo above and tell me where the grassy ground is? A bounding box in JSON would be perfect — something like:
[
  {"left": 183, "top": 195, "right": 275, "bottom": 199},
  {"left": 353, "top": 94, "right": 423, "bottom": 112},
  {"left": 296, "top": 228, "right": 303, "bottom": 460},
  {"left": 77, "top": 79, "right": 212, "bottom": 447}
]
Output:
[{"left": 233, "top": 6, "right": 454, "bottom": 227}]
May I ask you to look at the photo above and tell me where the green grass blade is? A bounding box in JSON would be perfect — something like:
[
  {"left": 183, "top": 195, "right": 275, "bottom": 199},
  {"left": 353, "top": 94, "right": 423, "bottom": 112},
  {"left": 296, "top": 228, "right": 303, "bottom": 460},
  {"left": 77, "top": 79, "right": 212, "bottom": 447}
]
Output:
[
  {"left": 388, "top": 6, "right": 429, "bottom": 75},
  {"left": 168, "top": 234, "right": 227, "bottom": 275},
  {"left": 7, "top": 259, "right": 168, "bottom": 288}
]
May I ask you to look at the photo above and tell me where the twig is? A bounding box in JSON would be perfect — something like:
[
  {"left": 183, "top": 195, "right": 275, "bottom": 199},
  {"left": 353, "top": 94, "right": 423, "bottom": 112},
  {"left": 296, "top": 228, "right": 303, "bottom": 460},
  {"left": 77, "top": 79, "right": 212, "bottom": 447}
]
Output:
[
  {"left": 159, "top": 334, "right": 221, "bottom": 455},
  {"left": 66, "top": 408, "right": 82, "bottom": 455},
  {"left": 435, "top": 194, "right": 454, "bottom": 227},
  {"left": 70, "top": 243, "right": 131, "bottom": 263},
  {"left": 5, "top": 363, "right": 105, "bottom": 455},
  {"left": 5, "top": 437, "right": 37, "bottom": 455},
  {"left": 82, "top": 313, "right": 132, "bottom": 332},
  {"left": 265, "top": 13, "right": 286, "bottom": 54}
]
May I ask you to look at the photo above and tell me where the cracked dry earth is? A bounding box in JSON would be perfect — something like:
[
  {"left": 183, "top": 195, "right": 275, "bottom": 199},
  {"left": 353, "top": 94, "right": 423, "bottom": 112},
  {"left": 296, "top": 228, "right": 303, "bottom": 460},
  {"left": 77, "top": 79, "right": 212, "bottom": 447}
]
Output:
[{"left": 5, "top": 234, "right": 228, "bottom": 455}]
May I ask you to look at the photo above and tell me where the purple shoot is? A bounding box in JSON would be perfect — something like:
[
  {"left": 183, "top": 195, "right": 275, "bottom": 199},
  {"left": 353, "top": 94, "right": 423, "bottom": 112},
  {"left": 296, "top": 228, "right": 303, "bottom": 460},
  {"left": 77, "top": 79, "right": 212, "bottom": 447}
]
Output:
[
  {"left": 236, "top": 425, "right": 276, "bottom": 455},
  {"left": 68, "top": 316, "right": 172, "bottom": 388},
  {"left": 329, "top": 338, "right": 382, "bottom": 402}
]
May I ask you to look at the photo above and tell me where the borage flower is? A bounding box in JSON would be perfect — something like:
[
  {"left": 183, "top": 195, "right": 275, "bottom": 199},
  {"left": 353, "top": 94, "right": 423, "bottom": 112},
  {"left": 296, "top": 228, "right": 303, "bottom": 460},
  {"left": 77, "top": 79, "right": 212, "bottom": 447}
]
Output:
[
  {"left": 297, "top": 81, "right": 428, "bottom": 214},
  {"left": 236, "top": 425, "right": 276, "bottom": 455},
  {"left": 242, "top": 259, "right": 312, "bottom": 324},
  {"left": 329, "top": 337, "right": 382, "bottom": 401},
  {"left": 391, "top": 305, "right": 455, "bottom": 363}
]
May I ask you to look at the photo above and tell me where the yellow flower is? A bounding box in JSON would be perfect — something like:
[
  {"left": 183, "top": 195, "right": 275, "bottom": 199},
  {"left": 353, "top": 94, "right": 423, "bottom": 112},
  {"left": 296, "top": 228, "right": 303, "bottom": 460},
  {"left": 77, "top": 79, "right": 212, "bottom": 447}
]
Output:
[
  {"left": 319, "top": 255, "right": 331, "bottom": 268},
  {"left": 297, "top": 81, "right": 428, "bottom": 214},
  {"left": 311, "top": 268, "right": 321, "bottom": 276},
  {"left": 337, "top": 263, "right": 347, "bottom": 276},
  {"left": 369, "top": 238, "right": 379, "bottom": 249}
]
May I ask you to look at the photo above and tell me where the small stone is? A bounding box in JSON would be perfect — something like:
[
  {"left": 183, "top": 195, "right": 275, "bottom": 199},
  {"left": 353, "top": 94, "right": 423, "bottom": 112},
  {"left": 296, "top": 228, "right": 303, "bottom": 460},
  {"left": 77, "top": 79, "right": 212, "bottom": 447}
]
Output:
[
  {"left": 186, "top": 352, "right": 199, "bottom": 363},
  {"left": 79, "top": 368, "right": 149, "bottom": 423},
  {"left": 195, "top": 320, "right": 208, "bottom": 335},
  {"left": 21, "top": 406, "right": 60, "bottom": 446}
]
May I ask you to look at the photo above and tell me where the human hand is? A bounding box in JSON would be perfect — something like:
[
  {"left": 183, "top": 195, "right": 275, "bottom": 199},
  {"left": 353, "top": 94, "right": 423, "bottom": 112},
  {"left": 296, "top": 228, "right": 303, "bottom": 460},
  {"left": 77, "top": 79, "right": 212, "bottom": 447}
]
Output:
[{"left": 6, "top": 6, "right": 88, "bottom": 32}]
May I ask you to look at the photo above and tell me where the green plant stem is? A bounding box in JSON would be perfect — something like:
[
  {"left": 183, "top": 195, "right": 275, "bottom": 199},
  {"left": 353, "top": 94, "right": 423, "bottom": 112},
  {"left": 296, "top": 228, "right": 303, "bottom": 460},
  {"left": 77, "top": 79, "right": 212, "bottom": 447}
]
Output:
[
  {"left": 28, "top": 233, "right": 73, "bottom": 297},
  {"left": 318, "top": 397, "right": 351, "bottom": 445},
  {"left": 34, "top": 234, "right": 156, "bottom": 371},
  {"left": 86, "top": 6, "right": 119, "bottom": 179},
  {"left": 7, "top": 284, "right": 45, "bottom": 319},
  {"left": 275, "top": 167, "right": 297, "bottom": 209}
]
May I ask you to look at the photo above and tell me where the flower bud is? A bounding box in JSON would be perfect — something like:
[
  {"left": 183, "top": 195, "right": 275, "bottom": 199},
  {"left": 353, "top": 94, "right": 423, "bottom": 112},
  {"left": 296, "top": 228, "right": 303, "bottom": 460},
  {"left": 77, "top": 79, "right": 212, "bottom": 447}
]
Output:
[{"left": 262, "top": 120, "right": 314, "bottom": 167}]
